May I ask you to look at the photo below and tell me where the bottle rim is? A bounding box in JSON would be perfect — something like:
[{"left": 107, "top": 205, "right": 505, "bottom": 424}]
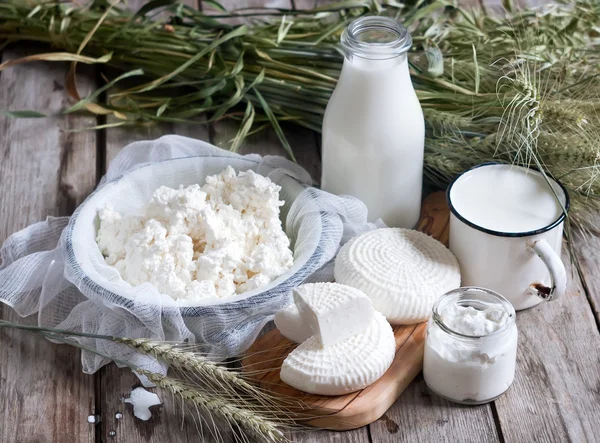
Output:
[
  {"left": 341, "top": 16, "right": 412, "bottom": 60},
  {"left": 431, "top": 286, "right": 517, "bottom": 340}
]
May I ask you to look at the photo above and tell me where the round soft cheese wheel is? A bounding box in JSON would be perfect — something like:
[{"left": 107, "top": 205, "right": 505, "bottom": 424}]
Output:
[
  {"left": 280, "top": 312, "right": 395, "bottom": 396},
  {"left": 335, "top": 228, "right": 460, "bottom": 324}
]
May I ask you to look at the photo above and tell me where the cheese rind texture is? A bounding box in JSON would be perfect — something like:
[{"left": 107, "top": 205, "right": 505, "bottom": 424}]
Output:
[
  {"left": 96, "top": 166, "right": 293, "bottom": 303},
  {"left": 280, "top": 311, "right": 395, "bottom": 396},
  {"left": 293, "top": 283, "right": 374, "bottom": 347},
  {"left": 274, "top": 303, "right": 311, "bottom": 344},
  {"left": 335, "top": 228, "right": 461, "bottom": 324}
]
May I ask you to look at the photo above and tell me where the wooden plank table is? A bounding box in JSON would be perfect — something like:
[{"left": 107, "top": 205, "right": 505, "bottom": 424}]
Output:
[{"left": 1, "top": 1, "right": 599, "bottom": 442}]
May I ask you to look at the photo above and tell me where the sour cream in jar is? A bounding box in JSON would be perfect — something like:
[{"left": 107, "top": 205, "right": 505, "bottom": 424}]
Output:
[{"left": 423, "top": 287, "right": 518, "bottom": 405}]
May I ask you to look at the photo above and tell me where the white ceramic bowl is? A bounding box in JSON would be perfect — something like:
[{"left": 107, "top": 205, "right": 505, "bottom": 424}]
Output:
[{"left": 63, "top": 155, "right": 335, "bottom": 314}]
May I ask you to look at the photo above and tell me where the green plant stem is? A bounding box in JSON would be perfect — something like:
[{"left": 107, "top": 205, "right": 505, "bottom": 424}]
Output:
[{"left": 0, "top": 0, "right": 598, "bottom": 230}]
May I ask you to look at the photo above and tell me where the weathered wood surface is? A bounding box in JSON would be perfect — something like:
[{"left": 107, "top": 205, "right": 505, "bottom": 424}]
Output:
[
  {"left": 0, "top": 1, "right": 599, "bottom": 443},
  {"left": 573, "top": 230, "right": 600, "bottom": 324},
  {"left": 493, "top": 241, "right": 600, "bottom": 443},
  {"left": 0, "top": 46, "right": 97, "bottom": 443}
]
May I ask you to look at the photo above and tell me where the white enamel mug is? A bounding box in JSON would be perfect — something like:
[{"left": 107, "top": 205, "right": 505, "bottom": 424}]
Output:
[{"left": 447, "top": 163, "right": 569, "bottom": 310}]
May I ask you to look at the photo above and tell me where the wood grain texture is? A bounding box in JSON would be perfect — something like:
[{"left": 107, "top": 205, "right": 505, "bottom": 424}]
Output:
[
  {"left": 572, "top": 228, "right": 600, "bottom": 325},
  {"left": 102, "top": 121, "right": 225, "bottom": 441},
  {"left": 369, "top": 374, "right": 500, "bottom": 443},
  {"left": 209, "top": 4, "right": 359, "bottom": 442},
  {"left": 292, "top": 0, "right": 320, "bottom": 9},
  {"left": 0, "top": 45, "right": 96, "bottom": 443},
  {"left": 287, "top": 428, "right": 371, "bottom": 443},
  {"left": 203, "top": 0, "right": 291, "bottom": 25},
  {"left": 100, "top": 0, "right": 283, "bottom": 440},
  {"left": 212, "top": 120, "right": 321, "bottom": 183},
  {"left": 2, "top": 1, "right": 598, "bottom": 443},
  {"left": 493, "top": 243, "right": 600, "bottom": 443},
  {"left": 102, "top": 0, "right": 208, "bottom": 162},
  {"left": 98, "top": 363, "right": 231, "bottom": 443}
]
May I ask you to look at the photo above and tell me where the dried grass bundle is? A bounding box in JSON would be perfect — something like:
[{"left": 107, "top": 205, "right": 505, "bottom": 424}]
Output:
[{"left": 0, "top": 0, "right": 598, "bottom": 228}]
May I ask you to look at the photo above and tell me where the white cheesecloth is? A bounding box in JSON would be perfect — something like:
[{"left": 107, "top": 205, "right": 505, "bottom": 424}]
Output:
[{"left": 0, "top": 135, "right": 379, "bottom": 379}]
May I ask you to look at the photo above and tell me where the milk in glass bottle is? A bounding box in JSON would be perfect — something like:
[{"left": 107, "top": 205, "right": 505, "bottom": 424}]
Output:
[{"left": 322, "top": 17, "right": 424, "bottom": 228}]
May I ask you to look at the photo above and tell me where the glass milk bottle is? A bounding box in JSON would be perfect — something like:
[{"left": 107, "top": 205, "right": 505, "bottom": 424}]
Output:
[{"left": 322, "top": 16, "right": 424, "bottom": 228}]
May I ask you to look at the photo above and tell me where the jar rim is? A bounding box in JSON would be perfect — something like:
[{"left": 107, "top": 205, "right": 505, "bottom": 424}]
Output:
[
  {"left": 341, "top": 16, "right": 412, "bottom": 60},
  {"left": 432, "top": 286, "right": 517, "bottom": 340}
]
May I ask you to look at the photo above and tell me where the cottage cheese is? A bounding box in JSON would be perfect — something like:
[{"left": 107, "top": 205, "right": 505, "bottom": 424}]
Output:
[{"left": 96, "top": 167, "right": 294, "bottom": 303}]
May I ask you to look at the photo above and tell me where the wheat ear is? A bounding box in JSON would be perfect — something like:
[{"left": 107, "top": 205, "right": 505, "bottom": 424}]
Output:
[
  {"left": 139, "top": 369, "right": 288, "bottom": 443},
  {"left": 115, "top": 337, "right": 291, "bottom": 409}
]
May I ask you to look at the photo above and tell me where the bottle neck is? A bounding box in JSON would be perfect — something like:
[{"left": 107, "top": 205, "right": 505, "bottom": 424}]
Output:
[
  {"left": 343, "top": 52, "right": 409, "bottom": 71},
  {"left": 336, "top": 53, "right": 412, "bottom": 100},
  {"left": 341, "top": 16, "right": 412, "bottom": 61}
]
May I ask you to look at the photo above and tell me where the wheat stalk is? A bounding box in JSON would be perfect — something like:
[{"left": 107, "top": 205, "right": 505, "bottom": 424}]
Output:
[
  {"left": 113, "top": 337, "right": 298, "bottom": 411},
  {"left": 139, "top": 369, "right": 288, "bottom": 443}
]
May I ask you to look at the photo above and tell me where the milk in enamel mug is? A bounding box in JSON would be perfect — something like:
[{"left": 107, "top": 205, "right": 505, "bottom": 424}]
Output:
[
  {"left": 449, "top": 163, "right": 563, "bottom": 233},
  {"left": 447, "top": 163, "right": 569, "bottom": 310}
]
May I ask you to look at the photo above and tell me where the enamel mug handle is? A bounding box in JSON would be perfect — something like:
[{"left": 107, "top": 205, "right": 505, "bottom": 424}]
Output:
[{"left": 526, "top": 239, "right": 567, "bottom": 301}]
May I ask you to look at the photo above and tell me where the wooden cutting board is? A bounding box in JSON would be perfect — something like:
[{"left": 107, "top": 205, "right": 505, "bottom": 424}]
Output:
[{"left": 242, "top": 191, "right": 450, "bottom": 431}]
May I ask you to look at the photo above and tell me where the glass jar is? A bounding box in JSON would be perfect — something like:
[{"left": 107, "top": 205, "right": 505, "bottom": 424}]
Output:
[
  {"left": 321, "top": 16, "right": 424, "bottom": 228},
  {"left": 423, "top": 287, "right": 518, "bottom": 405}
]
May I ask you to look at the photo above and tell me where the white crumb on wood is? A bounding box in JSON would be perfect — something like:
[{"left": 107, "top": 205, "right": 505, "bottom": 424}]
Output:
[{"left": 123, "top": 387, "right": 162, "bottom": 421}]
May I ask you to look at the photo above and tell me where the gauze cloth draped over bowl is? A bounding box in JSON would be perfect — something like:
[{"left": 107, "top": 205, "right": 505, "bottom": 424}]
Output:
[{"left": 0, "top": 135, "right": 380, "bottom": 379}]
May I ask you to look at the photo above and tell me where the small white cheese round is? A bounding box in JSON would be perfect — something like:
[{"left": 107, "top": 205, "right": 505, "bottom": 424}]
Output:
[
  {"left": 280, "top": 311, "right": 395, "bottom": 396},
  {"left": 334, "top": 228, "right": 460, "bottom": 324}
]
